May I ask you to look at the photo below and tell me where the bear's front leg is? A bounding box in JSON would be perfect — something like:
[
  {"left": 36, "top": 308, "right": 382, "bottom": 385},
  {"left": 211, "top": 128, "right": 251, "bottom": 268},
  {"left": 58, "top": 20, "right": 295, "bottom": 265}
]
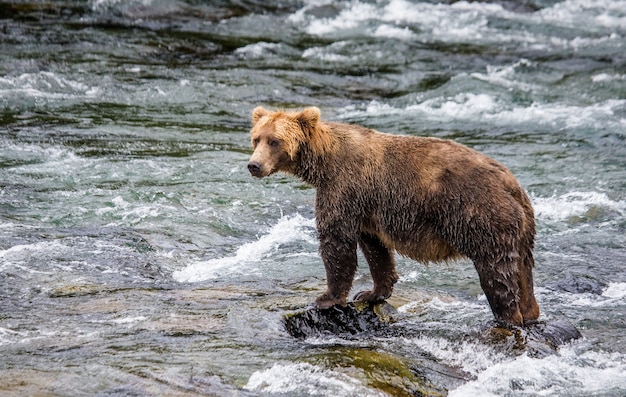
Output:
[
  {"left": 315, "top": 231, "right": 358, "bottom": 309},
  {"left": 353, "top": 232, "right": 398, "bottom": 303}
]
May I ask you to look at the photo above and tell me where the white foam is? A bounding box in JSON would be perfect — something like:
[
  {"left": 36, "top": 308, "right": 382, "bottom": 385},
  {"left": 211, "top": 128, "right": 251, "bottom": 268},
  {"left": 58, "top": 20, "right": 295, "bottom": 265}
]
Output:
[
  {"left": 566, "top": 282, "right": 626, "bottom": 308},
  {"left": 172, "top": 214, "right": 316, "bottom": 282},
  {"left": 449, "top": 345, "right": 626, "bottom": 397},
  {"left": 378, "top": 0, "right": 430, "bottom": 24},
  {"left": 595, "top": 14, "right": 626, "bottom": 29},
  {"left": 412, "top": 92, "right": 499, "bottom": 119},
  {"left": 0, "top": 327, "right": 28, "bottom": 346},
  {"left": 5, "top": 144, "right": 93, "bottom": 182},
  {"left": 371, "top": 24, "right": 416, "bottom": 40},
  {"left": 538, "top": 0, "right": 626, "bottom": 29},
  {"left": 405, "top": 336, "right": 507, "bottom": 377},
  {"left": 349, "top": 93, "right": 499, "bottom": 121},
  {"left": 290, "top": 0, "right": 624, "bottom": 52},
  {"left": 0, "top": 72, "right": 96, "bottom": 99},
  {"left": 300, "top": 2, "right": 378, "bottom": 36},
  {"left": 602, "top": 282, "right": 626, "bottom": 299},
  {"left": 109, "top": 316, "right": 147, "bottom": 326},
  {"left": 592, "top": 73, "right": 626, "bottom": 83},
  {"left": 494, "top": 99, "right": 623, "bottom": 128},
  {"left": 245, "top": 362, "right": 387, "bottom": 396},
  {"left": 398, "top": 295, "right": 491, "bottom": 331},
  {"left": 400, "top": 315, "right": 626, "bottom": 396},
  {"left": 235, "top": 42, "right": 282, "bottom": 58},
  {"left": 290, "top": 0, "right": 517, "bottom": 44},
  {"left": 532, "top": 191, "right": 626, "bottom": 223},
  {"left": 302, "top": 46, "right": 354, "bottom": 62},
  {"left": 95, "top": 194, "right": 179, "bottom": 227},
  {"left": 470, "top": 59, "right": 537, "bottom": 91},
  {"left": 343, "top": 95, "right": 625, "bottom": 129},
  {"left": 90, "top": 0, "right": 153, "bottom": 11},
  {"left": 0, "top": 241, "right": 69, "bottom": 272}
]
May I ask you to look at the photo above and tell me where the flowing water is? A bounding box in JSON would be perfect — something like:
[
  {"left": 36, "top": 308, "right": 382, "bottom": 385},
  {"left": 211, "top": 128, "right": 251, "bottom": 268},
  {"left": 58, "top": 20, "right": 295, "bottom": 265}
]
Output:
[{"left": 1, "top": 0, "right": 625, "bottom": 395}]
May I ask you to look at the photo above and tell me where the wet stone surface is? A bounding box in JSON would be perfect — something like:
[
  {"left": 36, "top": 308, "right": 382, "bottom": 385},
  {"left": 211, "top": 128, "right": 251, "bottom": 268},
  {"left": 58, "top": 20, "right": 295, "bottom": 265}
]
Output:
[
  {"left": 282, "top": 301, "right": 583, "bottom": 396},
  {"left": 482, "top": 319, "right": 583, "bottom": 358},
  {"left": 284, "top": 301, "right": 582, "bottom": 355},
  {"left": 283, "top": 302, "right": 399, "bottom": 339}
]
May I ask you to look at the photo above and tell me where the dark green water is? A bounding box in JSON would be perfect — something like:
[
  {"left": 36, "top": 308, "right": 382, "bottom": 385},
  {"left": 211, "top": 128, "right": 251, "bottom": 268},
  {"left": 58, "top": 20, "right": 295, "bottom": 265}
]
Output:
[{"left": 1, "top": 1, "right": 625, "bottom": 396}]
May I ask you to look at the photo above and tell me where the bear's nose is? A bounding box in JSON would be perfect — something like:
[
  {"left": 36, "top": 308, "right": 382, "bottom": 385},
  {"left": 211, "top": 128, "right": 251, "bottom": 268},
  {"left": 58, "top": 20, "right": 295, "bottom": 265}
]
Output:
[{"left": 248, "top": 161, "right": 262, "bottom": 177}]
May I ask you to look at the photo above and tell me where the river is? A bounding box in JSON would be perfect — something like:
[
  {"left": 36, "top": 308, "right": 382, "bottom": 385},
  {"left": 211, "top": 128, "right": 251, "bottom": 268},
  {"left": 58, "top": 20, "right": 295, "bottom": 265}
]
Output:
[{"left": 1, "top": 0, "right": 625, "bottom": 396}]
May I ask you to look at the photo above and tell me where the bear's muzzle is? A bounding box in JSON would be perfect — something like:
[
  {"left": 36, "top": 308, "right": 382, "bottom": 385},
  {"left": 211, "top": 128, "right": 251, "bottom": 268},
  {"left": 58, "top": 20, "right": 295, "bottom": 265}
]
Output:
[{"left": 247, "top": 161, "right": 263, "bottom": 177}]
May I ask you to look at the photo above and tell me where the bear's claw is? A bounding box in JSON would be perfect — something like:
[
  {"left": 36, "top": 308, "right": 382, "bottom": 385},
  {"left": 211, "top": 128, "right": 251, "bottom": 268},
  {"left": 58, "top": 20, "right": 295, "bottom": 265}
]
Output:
[
  {"left": 353, "top": 290, "right": 390, "bottom": 303},
  {"left": 315, "top": 294, "right": 346, "bottom": 310}
]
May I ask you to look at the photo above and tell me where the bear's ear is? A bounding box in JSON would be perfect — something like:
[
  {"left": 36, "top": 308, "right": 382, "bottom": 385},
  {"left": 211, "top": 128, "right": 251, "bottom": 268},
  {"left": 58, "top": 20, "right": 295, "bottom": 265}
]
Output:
[
  {"left": 252, "top": 107, "right": 271, "bottom": 125},
  {"left": 295, "top": 107, "right": 321, "bottom": 131}
]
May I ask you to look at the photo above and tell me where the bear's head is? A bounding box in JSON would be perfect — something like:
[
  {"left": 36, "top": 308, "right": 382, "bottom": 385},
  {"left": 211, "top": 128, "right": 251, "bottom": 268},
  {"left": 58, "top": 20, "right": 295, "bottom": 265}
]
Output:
[{"left": 248, "top": 106, "right": 325, "bottom": 178}]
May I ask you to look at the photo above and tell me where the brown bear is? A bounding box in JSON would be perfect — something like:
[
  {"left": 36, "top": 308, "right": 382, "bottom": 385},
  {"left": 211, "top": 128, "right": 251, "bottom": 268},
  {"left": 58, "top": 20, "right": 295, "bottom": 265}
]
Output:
[{"left": 247, "top": 106, "right": 540, "bottom": 326}]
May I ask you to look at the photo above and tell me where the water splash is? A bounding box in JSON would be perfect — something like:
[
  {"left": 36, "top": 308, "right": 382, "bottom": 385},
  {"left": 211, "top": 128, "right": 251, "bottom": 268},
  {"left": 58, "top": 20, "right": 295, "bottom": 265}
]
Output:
[
  {"left": 245, "top": 362, "right": 387, "bottom": 397},
  {"left": 533, "top": 191, "right": 626, "bottom": 223},
  {"left": 172, "top": 214, "right": 316, "bottom": 282},
  {"left": 449, "top": 344, "right": 626, "bottom": 397}
]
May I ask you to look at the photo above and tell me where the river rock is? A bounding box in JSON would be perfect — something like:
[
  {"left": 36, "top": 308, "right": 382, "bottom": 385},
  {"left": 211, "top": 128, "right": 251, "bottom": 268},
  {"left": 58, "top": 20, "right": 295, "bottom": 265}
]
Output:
[
  {"left": 284, "top": 301, "right": 582, "bottom": 357},
  {"left": 547, "top": 272, "right": 607, "bottom": 295},
  {"left": 305, "top": 347, "right": 448, "bottom": 397},
  {"left": 482, "top": 319, "right": 582, "bottom": 357},
  {"left": 283, "top": 301, "right": 399, "bottom": 339}
]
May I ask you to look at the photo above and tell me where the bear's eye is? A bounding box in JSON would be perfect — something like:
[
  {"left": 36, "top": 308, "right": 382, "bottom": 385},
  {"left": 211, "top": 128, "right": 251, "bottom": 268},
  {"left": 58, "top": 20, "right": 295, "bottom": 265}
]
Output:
[
  {"left": 269, "top": 139, "right": 281, "bottom": 148},
  {"left": 252, "top": 137, "right": 260, "bottom": 147}
]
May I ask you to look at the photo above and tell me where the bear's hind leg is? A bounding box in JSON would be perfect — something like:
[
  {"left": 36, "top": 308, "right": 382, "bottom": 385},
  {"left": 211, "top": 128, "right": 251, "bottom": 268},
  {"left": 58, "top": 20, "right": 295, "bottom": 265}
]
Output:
[
  {"left": 475, "top": 259, "right": 524, "bottom": 326},
  {"left": 353, "top": 233, "right": 398, "bottom": 303}
]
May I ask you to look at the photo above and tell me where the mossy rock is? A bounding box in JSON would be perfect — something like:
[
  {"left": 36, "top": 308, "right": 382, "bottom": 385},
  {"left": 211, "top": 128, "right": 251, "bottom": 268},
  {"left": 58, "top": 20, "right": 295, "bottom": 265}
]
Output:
[{"left": 306, "top": 347, "right": 447, "bottom": 397}]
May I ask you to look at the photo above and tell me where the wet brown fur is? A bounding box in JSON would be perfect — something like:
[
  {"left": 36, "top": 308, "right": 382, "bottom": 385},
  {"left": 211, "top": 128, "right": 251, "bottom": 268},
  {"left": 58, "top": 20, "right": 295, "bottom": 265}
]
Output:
[{"left": 249, "top": 106, "right": 540, "bottom": 326}]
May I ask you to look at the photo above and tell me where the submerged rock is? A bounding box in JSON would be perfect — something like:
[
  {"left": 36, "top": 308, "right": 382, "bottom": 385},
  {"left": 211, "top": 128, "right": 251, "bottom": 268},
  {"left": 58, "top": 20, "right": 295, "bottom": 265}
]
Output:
[
  {"left": 547, "top": 272, "right": 607, "bottom": 295},
  {"left": 306, "top": 347, "right": 447, "bottom": 397}
]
